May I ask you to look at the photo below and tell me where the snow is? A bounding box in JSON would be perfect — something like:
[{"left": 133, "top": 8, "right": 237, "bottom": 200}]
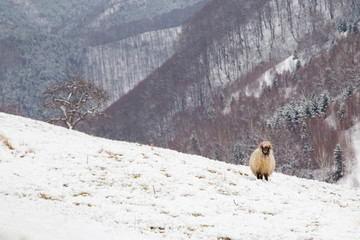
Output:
[
  {"left": 0, "top": 197, "right": 148, "bottom": 240},
  {"left": 246, "top": 56, "right": 297, "bottom": 97},
  {"left": 342, "top": 123, "right": 360, "bottom": 188},
  {"left": 351, "top": 124, "right": 360, "bottom": 186},
  {"left": 1, "top": 112, "right": 360, "bottom": 239},
  {"left": 85, "top": 27, "right": 180, "bottom": 107},
  {"left": 325, "top": 110, "right": 337, "bottom": 130},
  {"left": 222, "top": 91, "right": 240, "bottom": 115}
]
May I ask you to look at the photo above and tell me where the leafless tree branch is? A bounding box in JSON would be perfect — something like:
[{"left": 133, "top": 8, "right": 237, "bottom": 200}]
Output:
[{"left": 42, "top": 74, "right": 109, "bottom": 130}]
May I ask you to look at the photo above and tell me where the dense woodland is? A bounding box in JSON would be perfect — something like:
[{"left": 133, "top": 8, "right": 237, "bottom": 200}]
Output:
[
  {"left": 0, "top": 25, "right": 85, "bottom": 117},
  {"left": 0, "top": 0, "right": 209, "bottom": 118},
  {"left": 96, "top": 0, "right": 360, "bottom": 183},
  {"left": 168, "top": 34, "right": 360, "bottom": 182}
]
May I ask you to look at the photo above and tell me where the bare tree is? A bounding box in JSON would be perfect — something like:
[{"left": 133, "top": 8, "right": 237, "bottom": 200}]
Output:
[{"left": 43, "top": 75, "right": 109, "bottom": 130}]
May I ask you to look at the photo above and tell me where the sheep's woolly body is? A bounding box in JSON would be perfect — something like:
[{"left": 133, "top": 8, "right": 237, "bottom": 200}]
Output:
[{"left": 249, "top": 141, "right": 275, "bottom": 181}]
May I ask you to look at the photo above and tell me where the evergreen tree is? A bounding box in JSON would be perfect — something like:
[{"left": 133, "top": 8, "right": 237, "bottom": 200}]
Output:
[
  {"left": 191, "top": 131, "right": 199, "bottom": 149},
  {"left": 309, "top": 94, "right": 320, "bottom": 117},
  {"left": 300, "top": 121, "right": 313, "bottom": 169},
  {"left": 338, "top": 20, "right": 347, "bottom": 32},
  {"left": 293, "top": 50, "right": 298, "bottom": 60},
  {"left": 333, "top": 144, "right": 344, "bottom": 181},
  {"left": 190, "top": 131, "right": 201, "bottom": 155},
  {"left": 290, "top": 100, "right": 300, "bottom": 122},
  {"left": 319, "top": 91, "right": 330, "bottom": 114},
  {"left": 233, "top": 142, "right": 245, "bottom": 165},
  {"left": 272, "top": 74, "right": 279, "bottom": 89},
  {"left": 261, "top": 82, "right": 271, "bottom": 92},
  {"left": 282, "top": 104, "right": 293, "bottom": 122},
  {"left": 204, "top": 100, "right": 216, "bottom": 122},
  {"left": 230, "top": 96, "right": 236, "bottom": 106},
  {"left": 300, "top": 97, "right": 311, "bottom": 118},
  {"left": 219, "top": 92, "right": 225, "bottom": 102},
  {"left": 345, "top": 85, "right": 354, "bottom": 99},
  {"left": 338, "top": 103, "right": 345, "bottom": 119},
  {"left": 352, "top": 22, "right": 359, "bottom": 34}
]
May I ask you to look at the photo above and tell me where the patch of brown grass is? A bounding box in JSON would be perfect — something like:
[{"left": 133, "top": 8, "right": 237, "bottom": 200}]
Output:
[
  {"left": 150, "top": 226, "right": 165, "bottom": 233},
  {"left": 73, "top": 192, "right": 90, "bottom": 197},
  {"left": 0, "top": 134, "right": 14, "bottom": 150},
  {"left": 39, "top": 193, "right": 60, "bottom": 201}
]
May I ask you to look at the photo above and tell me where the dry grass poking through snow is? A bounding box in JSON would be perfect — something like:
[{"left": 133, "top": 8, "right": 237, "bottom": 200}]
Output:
[
  {"left": 0, "top": 112, "right": 360, "bottom": 240},
  {"left": 0, "top": 134, "right": 14, "bottom": 150}
]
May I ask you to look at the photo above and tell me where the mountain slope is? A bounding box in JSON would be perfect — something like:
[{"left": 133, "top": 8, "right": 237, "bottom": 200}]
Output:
[
  {"left": 96, "top": 0, "right": 360, "bottom": 142},
  {"left": 70, "top": 0, "right": 210, "bottom": 46},
  {"left": 0, "top": 112, "right": 359, "bottom": 239},
  {"left": 158, "top": 34, "right": 360, "bottom": 184},
  {"left": 94, "top": 0, "right": 360, "bottom": 183},
  {"left": 0, "top": 25, "right": 85, "bottom": 118},
  {"left": 84, "top": 27, "right": 181, "bottom": 105},
  {"left": 0, "top": 0, "right": 210, "bottom": 119},
  {"left": 0, "top": 0, "right": 103, "bottom": 32}
]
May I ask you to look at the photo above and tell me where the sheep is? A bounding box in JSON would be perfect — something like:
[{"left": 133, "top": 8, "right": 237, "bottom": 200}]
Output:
[{"left": 249, "top": 141, "right": 275, "bottom": 181}]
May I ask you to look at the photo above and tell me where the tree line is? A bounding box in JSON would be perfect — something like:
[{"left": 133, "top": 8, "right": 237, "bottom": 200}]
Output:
[{"left": 166, "top": 33, "right": 360, "bottom": 183}]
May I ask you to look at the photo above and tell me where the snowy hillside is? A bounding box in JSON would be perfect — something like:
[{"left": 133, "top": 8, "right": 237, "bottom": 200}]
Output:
[
  {"left": 85, "top": 27, "right": 181, "bottom": 106},
  {"left": 342, "top": 123, "right": 360, "bottom": 188},
  {"left": 0, "top": 113, "right": 360, "bottom": 240}
]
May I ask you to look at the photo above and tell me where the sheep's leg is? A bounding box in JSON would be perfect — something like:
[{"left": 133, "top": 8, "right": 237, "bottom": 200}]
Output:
[
  {"left": 256, "top": 172, "right": 263, "bottom": 180},
  {"left": 264, "top": 174, "right": 269, "bottom": 181}
]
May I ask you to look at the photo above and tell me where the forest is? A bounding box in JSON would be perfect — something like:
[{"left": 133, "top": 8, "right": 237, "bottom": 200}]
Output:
[{"left": 167, "top": 34, "right": 360, "bottom": 182}]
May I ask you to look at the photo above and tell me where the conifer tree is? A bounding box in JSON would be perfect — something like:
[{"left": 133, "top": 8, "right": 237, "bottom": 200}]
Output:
[
  {"left": 338, "top": 20, "right": 347, "bottom": 32},
  {"left": 345, "top": 85, "right": 354, "bottom": 98},
  {"left": 300, "top": 122, "right": 313, "bottom": 169},
  {"left": 191, "top": 131, "right": 199, "bottom": 149},
  {"left": 319, "top": 91, "right": 330, "bottom": 114},
  {"left": 290, "top": 100, "right": 300, "bottom": 122},
  {"left": 338, "top": 103, "right": 345, "bottom": 119},
  {"left": 309, "top": 95, "right": 320, "bottom": 117},
  {"left": 300, "top": 97, "right": 311, "bottom": 118},
  {"left": 233, "top": 142, "right": 245, "bottom": 165},
  {"left": 272, "top": 74, "right": 279, "bottom": 89},
  {"left": 333, "top": 144, "right": 344, "bottom": 181},
  {"left": 352, "top": 22, "right": 359, "bottom": 34},
  {"left": 282, "top": 105, "right": 292, "bottom": 122},
  {"left": 293, "top": 50, "right": 298, "bottom": 60}
]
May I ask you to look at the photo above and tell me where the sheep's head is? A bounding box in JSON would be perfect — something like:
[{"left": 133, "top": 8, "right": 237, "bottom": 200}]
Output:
[{"left": 260, "top": 141, "right": 272, "bottom": 156}]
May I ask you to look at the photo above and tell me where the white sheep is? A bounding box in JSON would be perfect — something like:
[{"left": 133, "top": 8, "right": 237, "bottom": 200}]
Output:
[{"left": 249, "top": 141, "right": 275, "bottom": 181}]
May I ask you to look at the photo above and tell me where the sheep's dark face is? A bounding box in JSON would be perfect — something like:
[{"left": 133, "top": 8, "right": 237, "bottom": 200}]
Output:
[
  {"left": 262, "top": 146, "right": 269, "bottom": 155},
  {"left": 260, "top": 141, "right": 272, "bottom": 156}
]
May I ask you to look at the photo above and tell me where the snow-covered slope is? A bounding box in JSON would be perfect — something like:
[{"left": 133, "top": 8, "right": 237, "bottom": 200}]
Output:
[
  {"left": 0, "top": 112, "right": 359, "bottom": 240},
  {"left": 85, "top": 27, "right": 181, "bottom": 106},
  {"left": 342, "top": 123, "right": 360, "bottom": 188},
  {"left": 246, "top": 55, "right": 297, "bottom": 98}
]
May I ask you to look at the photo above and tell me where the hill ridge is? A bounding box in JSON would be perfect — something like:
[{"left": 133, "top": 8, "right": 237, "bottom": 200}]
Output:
[{"left": 0, "top": 112, "right": 359, "bottom": 239}]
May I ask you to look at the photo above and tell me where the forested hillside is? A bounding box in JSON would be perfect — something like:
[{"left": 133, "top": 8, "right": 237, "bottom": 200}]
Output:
[
  {"left": 0, "top": 25, "right": 85, "bottom": 117},
  {"left": 0, "top": 0, "right": 209, "bottom": 119},
  {"left": 95, "top": 0, "right": 360, "bottom": 184},
  {"left": 2, "top": 0, "right": 360, "bottom": 184},
  {"left": 168, "top": 34, "right": 360, "bottom": 183},
  {"left": 84, "top": 27, "right": 182, "bottom": 105}
]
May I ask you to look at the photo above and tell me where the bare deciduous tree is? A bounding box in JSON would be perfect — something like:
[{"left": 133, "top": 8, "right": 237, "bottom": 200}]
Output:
[{"left": 43, "top": 75, "right": 109, "bottom": 130}]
